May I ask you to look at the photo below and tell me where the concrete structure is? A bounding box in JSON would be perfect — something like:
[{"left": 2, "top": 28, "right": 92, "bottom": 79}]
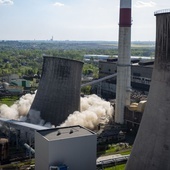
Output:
[
  {"left": 28, "top": 56, "right": 83, "bottom": 126},
  {"left": 96, "top": 59, "right": 153, "bottom": 99},
  {"left": 115, "top": 0, "right": 132, "bottom": 124},
  {"left": 126, "top": 9, "right": 170, "bottom": 170},
  {"left": 35, "top": 125, "right": 97, "bottom": 170}
]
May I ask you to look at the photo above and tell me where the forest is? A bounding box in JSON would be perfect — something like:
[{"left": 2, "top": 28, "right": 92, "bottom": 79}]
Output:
[{"left": 0, "top": 40, "right": 155, "bottom": 77}]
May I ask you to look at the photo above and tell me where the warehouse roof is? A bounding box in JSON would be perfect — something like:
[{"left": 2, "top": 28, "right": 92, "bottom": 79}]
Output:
[
  {"left": 37, "top": 125, "right": 96, "bottom": 141},
  {"left": 0, "top": 117, "right": 49, "bottom": 131}
]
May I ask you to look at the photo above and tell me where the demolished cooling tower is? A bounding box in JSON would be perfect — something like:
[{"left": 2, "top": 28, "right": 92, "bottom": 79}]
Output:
[
  {"left": 28, "top": 56, "right": 83, "bottom": 126},
  {"left": 126, "top": 10, "right": 170, "bottom": 170}
]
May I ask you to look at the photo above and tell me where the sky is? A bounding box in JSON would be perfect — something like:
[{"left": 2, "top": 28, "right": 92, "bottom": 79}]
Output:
[{"left": 0, "top": 0, "right": 169, "bottom": 41}]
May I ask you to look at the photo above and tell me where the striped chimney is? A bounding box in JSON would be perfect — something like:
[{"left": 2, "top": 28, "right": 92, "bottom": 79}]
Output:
[{"left": 115, "top": 0, "right": 132, "bottom": 124}]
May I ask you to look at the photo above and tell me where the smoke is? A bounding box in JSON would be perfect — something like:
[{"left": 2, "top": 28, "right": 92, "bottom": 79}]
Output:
[
  {"left": 0, "top": 93, "right": 113, "bottom": 130},
  {"left": 0, "top": 93, "right": 35, "bottom": 120},
  {"left": 60, "top": 94, "right": 113, "bottom": 130},
  {"left": 0, "top": 104, "right": 18, "bottom": 119}
]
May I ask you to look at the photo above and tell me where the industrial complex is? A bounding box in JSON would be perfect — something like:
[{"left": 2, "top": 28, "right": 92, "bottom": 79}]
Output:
[
  {"left": 0, "top": 0, "right": 170, "bottom": 170},
  {"left": 93, "top": 58, "right": 153, "bottom": 99}
]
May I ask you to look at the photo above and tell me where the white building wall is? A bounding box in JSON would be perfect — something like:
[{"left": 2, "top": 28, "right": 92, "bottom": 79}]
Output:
[
  {"left": 49, "top": 136, "right": 96, "bottom": 170},
  {"left": 35, "top": 132, "right": 49, "bottom": 170},
  {"left": 35, "top": 126, "right": 97, "bottom": 170}
]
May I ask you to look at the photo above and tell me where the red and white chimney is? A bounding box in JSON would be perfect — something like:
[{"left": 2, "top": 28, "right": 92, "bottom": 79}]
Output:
[{"left": 115, "top": 0, "right": 132, "bottom": 124}]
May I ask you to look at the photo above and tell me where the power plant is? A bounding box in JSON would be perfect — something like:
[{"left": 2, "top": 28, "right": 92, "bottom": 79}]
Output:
[
  {"left": 115, "top": 0, "right": 131, "bottom": 124},
  {"left": 126, "top": 9, "right": 170, "bottom": 170},
  {"left": 28, "top": 56, "right": 83, "bottom": 126},
  {"left": 1, "top": 0, "right": 170, "bottom": 169}
]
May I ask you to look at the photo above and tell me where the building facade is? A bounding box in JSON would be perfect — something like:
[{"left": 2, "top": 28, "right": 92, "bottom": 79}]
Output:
[
  {"left": 35, "top": 125, "right": 97, "bottom": 170},
  {"left": 93, "top": 59, "right": 153, "bottom": 100}
]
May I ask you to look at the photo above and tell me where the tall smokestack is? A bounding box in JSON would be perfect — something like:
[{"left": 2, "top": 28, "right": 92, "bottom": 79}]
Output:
[
  {"left": 115, "top": 0, "right": 131, "bottom": 124},
  {"left": 28, "top": 56, "right": 83, "bottom": 126},
  {"left": 126, "top": 10, "right": 170, "bottom": 170}
]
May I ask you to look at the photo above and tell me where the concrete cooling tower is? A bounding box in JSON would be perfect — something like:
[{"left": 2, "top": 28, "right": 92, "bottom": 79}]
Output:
[
  {"left": 28, "top": 56, "right": 83, "bottom": 126},
  {"left": 126, "top": 10, "right": 170, "bottom": 170}
]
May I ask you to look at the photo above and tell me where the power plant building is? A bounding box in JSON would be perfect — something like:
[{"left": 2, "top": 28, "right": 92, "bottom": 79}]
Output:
[
  {"left": 28, "top": 56, "right": 83, "bottom": 126},
  {"left": 93, "top": 59, "right": 153, "bottom": 100},
  {"left": 35, "top": 125, "right": 97, "bottom": 170}
]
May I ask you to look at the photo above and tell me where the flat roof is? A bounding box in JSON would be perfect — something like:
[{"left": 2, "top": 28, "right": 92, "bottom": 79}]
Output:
[
  {"left": 37, "top": 125, "right": 96, "bottom": 141},
  {"left": 0, "top": 117, "right": 49, "bottom": 131},
  {"left": 99, "top": 59, "right": 154, "bottom": 68}
]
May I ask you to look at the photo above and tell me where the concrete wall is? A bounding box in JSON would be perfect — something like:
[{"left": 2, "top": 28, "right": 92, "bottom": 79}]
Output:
[
  {"left": 99, "top": 61, "right": 153, "bottom": 80},
  {"left": 99, "top": 61, "right": 117, "bottom": 76},
  {"left": 28, "top": 57, "right": 83, "bottom": 126},
  {"left": 35, "top": 131, "right": 49, "bottom": 170},
  {"left": 131, "top": 65, "right": 153, "bottom": 78},
  {"left": 49, "top": 135, "right": 96, "bottom": 170},
  {"left": 35, "top": 126, "right": 97, "bottom": 170},
  {"left": 98, "top": 61, "right": 153, "bottom": 99},
  {"left": 126, "top": 11, "right": 170, "bottom": 170}
]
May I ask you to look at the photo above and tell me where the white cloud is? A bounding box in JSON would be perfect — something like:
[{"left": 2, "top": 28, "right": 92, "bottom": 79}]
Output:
[
  {"left": 135, "top": 1, "right": 156, "bottom": 8},
  {"left": 0, "top": 0, "right": 14, "bottom": 5},
  {"left": 53, "top": 2, "right": 64, "bottom": 7}
]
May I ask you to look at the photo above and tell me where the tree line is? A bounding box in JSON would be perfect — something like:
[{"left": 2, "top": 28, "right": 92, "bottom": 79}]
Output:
[{"left": 0, "top": 41, "right": 155, "bottom": 77}]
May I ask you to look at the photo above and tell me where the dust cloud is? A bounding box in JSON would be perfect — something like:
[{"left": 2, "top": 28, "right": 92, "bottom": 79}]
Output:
[
  {"left": 61, "top": 94, "right": 113, "bottom": 130},
  {"left": 0, "top": 93, "right": 35, "bottom": 120},
  {"left": 0, "top": 93, "right": 113, "bottom": 130}
]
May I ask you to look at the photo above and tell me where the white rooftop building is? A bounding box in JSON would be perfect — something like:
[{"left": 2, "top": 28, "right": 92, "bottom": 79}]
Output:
[{"left": 35, "top": 125, "right": 97, "bottom": 170}]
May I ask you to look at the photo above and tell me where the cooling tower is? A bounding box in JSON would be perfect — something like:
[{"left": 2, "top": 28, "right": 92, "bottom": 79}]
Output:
[
  {"left": 126, "top": 9, "right": 170, "bottom": 170},
  {"left": 28, "top": 56, "right": 83, "bottom": 126}
]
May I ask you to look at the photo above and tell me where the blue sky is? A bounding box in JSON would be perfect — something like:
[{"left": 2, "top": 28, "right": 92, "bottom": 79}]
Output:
[{"left": 0, "top": 0, "right": 169, "bottom": 41}]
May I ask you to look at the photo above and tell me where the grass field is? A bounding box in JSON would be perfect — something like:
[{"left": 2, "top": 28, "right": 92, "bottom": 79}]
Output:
[
  {"left": 0, "top": 96, "right": 19, "bottom": 106},
  {"left": 97, "top": 143, "right": 131, "bottom": 170},
  {"left": 98, "top": 143, "right": 131, "bottom": 157},
  {"left": 104, "top": 164, "right": 126, "bottom": 170}
]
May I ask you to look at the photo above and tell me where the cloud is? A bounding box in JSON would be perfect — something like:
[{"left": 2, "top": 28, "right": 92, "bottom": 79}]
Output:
[
  {"left": 53, "top": 2, "right": 64, "bottom": 7},
  {"left": 135, "top": 1, "right": 156, "bottom": 8},
  {"left": 0, "top": 0, "right": 14, "bottom": 5}
]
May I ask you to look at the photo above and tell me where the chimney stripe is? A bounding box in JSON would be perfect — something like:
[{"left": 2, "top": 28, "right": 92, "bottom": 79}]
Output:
[{"left": 119, "top": 8, "right": 131, "bottom": 27}]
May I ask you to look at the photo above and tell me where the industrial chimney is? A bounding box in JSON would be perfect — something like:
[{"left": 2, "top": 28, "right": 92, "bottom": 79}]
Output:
[
  {"left": 115, "top": 0, "right": 132, "bottom": 124},
  {"left": 28, "top": 56, "right": 83, "bottom": 126},
  {"left": 126, "top": 9, "right": 170, "bottom": 170}
]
